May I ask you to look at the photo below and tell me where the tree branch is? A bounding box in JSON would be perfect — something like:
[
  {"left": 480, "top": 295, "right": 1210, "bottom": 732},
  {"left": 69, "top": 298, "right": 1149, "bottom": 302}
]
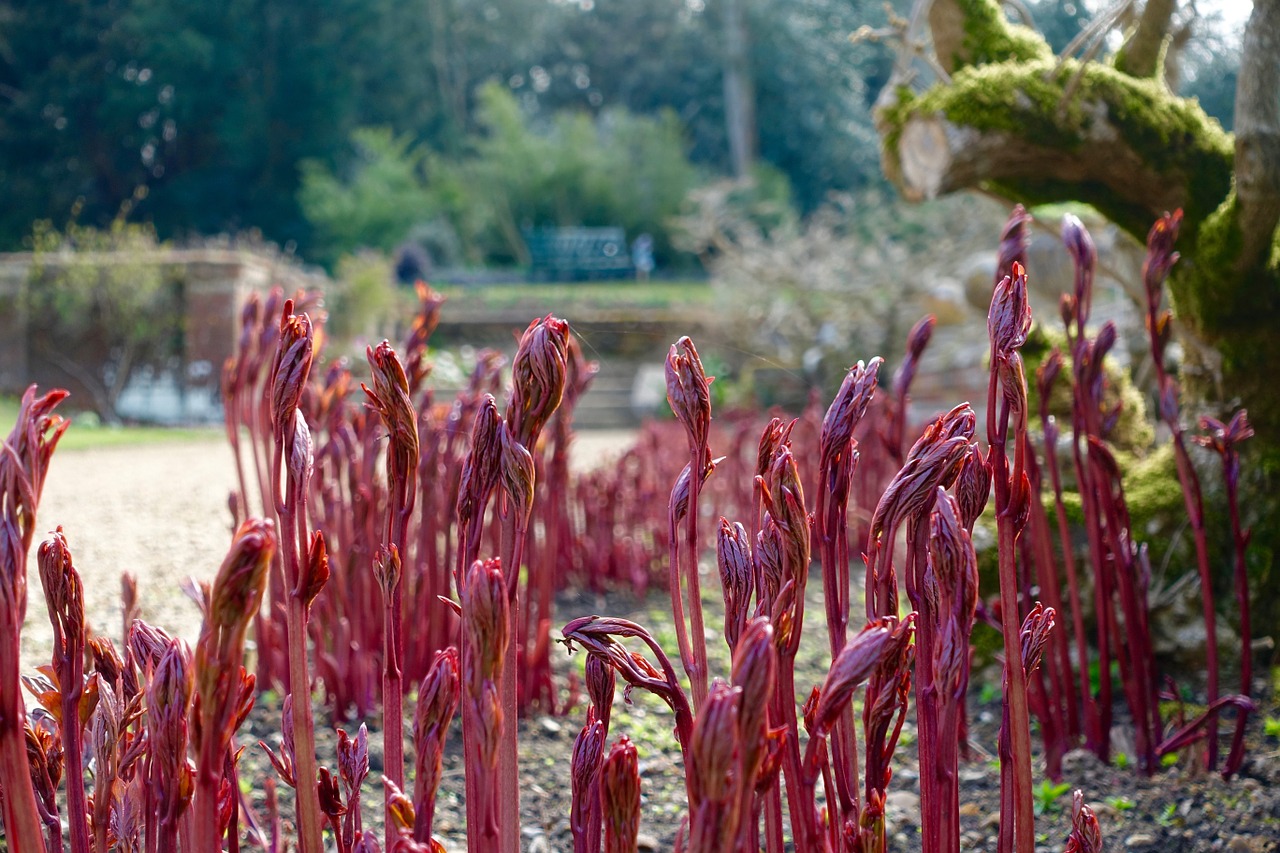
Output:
[
  {"left": 929, "top": 0, "right": 1050, "bottom": 74},
  {"left": 876, "top": 59, "right": 1233, "bottom": 242},
  {"left": 1114, "top": 0, "right": 1175, "bottom": 79},
  {"left": 1232, "top": 0, "right": 1280, "bottom": 274}
]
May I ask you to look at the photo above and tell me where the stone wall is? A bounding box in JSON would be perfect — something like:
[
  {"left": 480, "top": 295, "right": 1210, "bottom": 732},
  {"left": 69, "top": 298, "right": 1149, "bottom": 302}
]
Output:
[{"left": 0, "top": 249, "right": 323, "bottom": 422}]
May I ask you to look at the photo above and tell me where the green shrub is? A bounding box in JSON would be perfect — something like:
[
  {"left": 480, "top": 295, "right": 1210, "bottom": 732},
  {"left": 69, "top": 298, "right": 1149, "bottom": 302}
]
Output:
[{"left": 300, "top": 86, "right": 706, "bottom": 270}]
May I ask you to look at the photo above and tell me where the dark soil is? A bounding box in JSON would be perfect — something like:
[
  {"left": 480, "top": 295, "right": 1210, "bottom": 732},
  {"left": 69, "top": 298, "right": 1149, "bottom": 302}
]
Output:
[{"left": 235, "top": 578, "right": 1280, "bottom": 853}]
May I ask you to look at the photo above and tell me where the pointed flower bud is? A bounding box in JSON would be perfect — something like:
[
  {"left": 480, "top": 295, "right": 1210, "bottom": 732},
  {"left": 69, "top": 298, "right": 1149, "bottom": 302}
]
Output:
[
  {"left": 456, "top": 396, "right": 502, "bottom": 553},
  {"left": 318, "top": 767, "right": 346, "bottom": 818},
  {"left": 601, "top": 737, "right": 641, "bottom": 853},
  {"left": 499, "top": 426, "right": 536, "bottom": 520},
  {"left": 413, "top": 648, "right": 459, "bottom": 841},
  {"left": 208, "top": 519, "right": 276, "bottom": 635},
  {"left": 954, "top": 442, "right": 990, "bottom": 531},
  {"left": 270, "top": 303, "right": 314, "bottom": 441},
  {"left": 730, "top": 617, "right": 776, "bottom": 749},
  {"left": 586, "top": 655, "right": 616, "bottom": 728},
  {"left": 666, "top": 336, "right": 713, "bottom": 461},
  {"left": 364, "top": 340, "right": 420, "bottom": 501},
  {"left": 508, "top": 315, "right": 570, "bottom": 446},
  {"left": 296, "top": 530, "right": 329, "bottom": 608},
  {"left": 988, "top": 264, "right": 1032, "bottom": 357},
  {"left": 756, "top": 418, "right": 793, "bottom": 481},
  {"left": 570, "top": 716, "right": 607, "bottom": 848},
  {"left": 1061, "top": 215, "right": 1096, "bottom": 324},
  {"left": 1019, "top": 603, "right": 1056, "bottom": 678},
  {"left": 1142, "top": 210, "right": 1182, "bottom": 309},
  {"left": 892, "top": 319, "right": 933, "bottom": 404},
  {"left": 338, "top": 723, "right": 370, "bottom": 800},
  {"left": 461, "top": 558, "right": 508, "bottom": 692},
  {"left": 373, "top": 545, "right": 403, "bottom": 601},
  {"left": 1064, "top": 791, "right": 1103, "bottom": 853},
  {"left": 1036, "top": 347, "right": 1064, "bottom": 405},
  {"left": 717, "top": 519, "right": 754, "bottom": 650},
  {"left": 996, "top": 205, "right": 1031, "bottom": 285},
  {"left": 688, "top": 681, "right": 742, "bottom": 849},
  {"left": 808, "top": 617, "right": 906, "bottom": 740},
  {"left": 821, "top": 358, "right": 882, "bottom": 478}
]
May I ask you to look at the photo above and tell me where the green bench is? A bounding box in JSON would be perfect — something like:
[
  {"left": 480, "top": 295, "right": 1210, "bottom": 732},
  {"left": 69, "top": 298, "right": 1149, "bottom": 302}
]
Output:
[{"left": 523, "top": 227, "right": 633, "bottom": 281}]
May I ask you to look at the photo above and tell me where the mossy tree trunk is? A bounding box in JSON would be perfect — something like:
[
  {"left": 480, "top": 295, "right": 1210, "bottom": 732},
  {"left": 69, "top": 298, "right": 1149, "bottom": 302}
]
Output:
[{"left": 875, "top": 0, "right": 1280, "bottom": 649}]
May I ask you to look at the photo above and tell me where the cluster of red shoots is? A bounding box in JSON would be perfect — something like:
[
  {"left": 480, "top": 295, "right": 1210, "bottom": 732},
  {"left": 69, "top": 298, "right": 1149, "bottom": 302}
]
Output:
[{"left": 0, "top": 205, "right": 1254, "bottom": 851}]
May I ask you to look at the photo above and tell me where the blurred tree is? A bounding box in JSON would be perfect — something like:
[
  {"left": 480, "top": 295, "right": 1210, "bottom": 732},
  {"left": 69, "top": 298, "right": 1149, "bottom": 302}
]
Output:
[
  {"left": 523, "top": 0, "right": 896, "bottom": 212},
  {"left": 25, "top": 218, "right": 179, "bottom": 422}
]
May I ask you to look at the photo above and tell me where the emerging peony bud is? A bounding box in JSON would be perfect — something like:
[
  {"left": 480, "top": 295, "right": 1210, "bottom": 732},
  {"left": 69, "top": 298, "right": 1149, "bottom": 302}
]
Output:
[
  {"left": 665, "top": 336, "right": 713, "bottom": 462},
  {"left": 755, "top": 418, "right": 793, "bottom": 481},
  {"left": 413, "top": 649, "right": 460, "bottom": 842},
  {"left": 570, "top": 715, "right": 607, "bottom": 852},
  {"left": 687, "top": 681, "right": 742, "bottom": 851},
  {"left": 996, "top": 205, "right": 1031, "bottom": 285},
  {"left": 821, "top": 358, "right": 882, "bottom": 475},
  {"left": 508, "top": 315, "right": 570, "bottom": 446},
  {"left": 499, "top": 425, "right": 537, "bottom": 520},
  {"left": 296, "top": 530, "right": 329, "bottom": 608},
  {"left": 209, "top": 519, "right": 276, "bottom": 633},
  {"left": 318, "top": 767, "right": 346, "bottom": 818},
  {"left": 1141, "top": 210, "right": 1182, "bottom": 310},
  {"left": 1064, "top": 790, "right": 1102, "bottom": 853},
  {"left": 988, "top": 264, "right": 1032, "bottom": 357},
  {"left": 1061, "top": 215, "right": 1096, "bottom": 325},
  {"left": 586, "top": 655, "right": 616, "bottom": 729},
  {"left": 385, "top": 778, "right": 418, "bottom": 833},
  {"left": 1018, "top": 603, "right": 1057, "bottom": 678},
  {"left": 364, "top": 340, "right": 421, "bottom": 501},
  {"left": 730, "top": 617, "right": 776, "bottom": 753},
  {"left": 954, "top": 442, "right": 990, "bottom": 531},
  {"left": 601, "top": 737, "right": 641, "bottom": 853},
  {"left": 808, "top": 618, "right": 903, "bottom": 740},
  {"left": 270, "top": 304, "right": 315, "bottom": 441},
  {"left": 461, "top": 558, "right": 508, "bottom": 693},
  {"left": 373, "top": 545, "right": 403, "bottom": 601},
  {"left": 456, "top": 396, "right": 503, "bottom": 559},
  {"left": 717, "top": 519, "right": 754, "bottom": 650}
]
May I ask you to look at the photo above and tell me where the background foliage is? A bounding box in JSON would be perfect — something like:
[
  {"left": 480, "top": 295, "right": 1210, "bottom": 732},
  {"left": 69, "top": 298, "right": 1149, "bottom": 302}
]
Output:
[{"left": 0, "top": 0, "right": 1242, "bottom": 269}]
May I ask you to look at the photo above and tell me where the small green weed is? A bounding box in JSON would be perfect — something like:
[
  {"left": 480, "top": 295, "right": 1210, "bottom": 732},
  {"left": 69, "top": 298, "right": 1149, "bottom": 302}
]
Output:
[{"left": 1033, "top": 780, "right": 1072, "bottom": 816}]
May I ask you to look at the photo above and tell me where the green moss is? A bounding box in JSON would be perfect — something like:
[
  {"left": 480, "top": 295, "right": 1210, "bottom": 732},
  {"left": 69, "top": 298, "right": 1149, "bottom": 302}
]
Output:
[
  {"left": 897, "top": 59, "right": 1232, "bottom": 242},
  {"left": 953, "top": 0, "right": 1050, "bottom": 69},
  {"left": 1119, "top": 443, "right": 1182, "bottom": 532}
]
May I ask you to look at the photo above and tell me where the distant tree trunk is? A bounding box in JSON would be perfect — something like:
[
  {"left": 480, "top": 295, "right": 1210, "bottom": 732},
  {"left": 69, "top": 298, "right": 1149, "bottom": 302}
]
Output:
[
  {"left": 874, "top": 0, "right": 1280, "bottom": 649},
  {"left": 722, "top": 0, "right": 756, "bottom": 178}
]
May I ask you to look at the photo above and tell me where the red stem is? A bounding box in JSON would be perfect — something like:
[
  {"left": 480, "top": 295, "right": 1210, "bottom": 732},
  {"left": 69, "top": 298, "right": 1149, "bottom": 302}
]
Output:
[
  {"left": 989, "top": 376, "right": 1035, "bottom": 853},
  {"left": 1039, "top": 416, "right": 1091, "bottom": 744},
  {"left": 1223, "top": 460, "right": 1252, "bottom": 777},
  {"left": 0, "top": 721, "right": 49, "bottom": 852},
  {"left": 279, "top": 501, "right": 324, "bottom": 853}
]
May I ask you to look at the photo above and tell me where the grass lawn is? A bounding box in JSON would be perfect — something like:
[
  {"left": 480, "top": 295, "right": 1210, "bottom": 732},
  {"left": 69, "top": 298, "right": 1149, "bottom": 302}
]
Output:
[
  {"left": 433, "top": 279, "right": 712, "bottom": 312},
  {"left": 0, "top": 395, "right": 221, "bottom": 451}
]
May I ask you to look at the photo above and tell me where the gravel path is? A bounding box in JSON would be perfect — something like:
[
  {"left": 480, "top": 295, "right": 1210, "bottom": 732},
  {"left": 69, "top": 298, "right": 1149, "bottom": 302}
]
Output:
[{"left": 21, "top": 437, "right": 237, "bottom": 670}]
